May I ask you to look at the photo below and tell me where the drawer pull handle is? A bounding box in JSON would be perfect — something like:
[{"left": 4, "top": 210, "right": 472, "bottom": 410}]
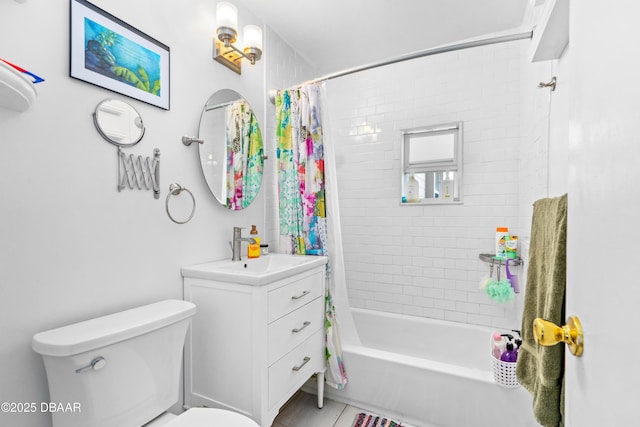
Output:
[
  {"left": 291, "top": 290, "right": 310, "bottom": 300},
  {"left": 292, "top": 356, "right": 311, "bottom": 371},
  {"left": 292, "top": 321, "right": 311, "bottom": 333}
]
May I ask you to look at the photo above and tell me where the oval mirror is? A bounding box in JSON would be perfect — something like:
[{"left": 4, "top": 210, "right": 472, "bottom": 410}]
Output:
[
  {"left": 197, "top": 89, "right": 264, "bottom": 210},
  {"left": 92, "top": 98, "right": 145, "bottom": 147}
]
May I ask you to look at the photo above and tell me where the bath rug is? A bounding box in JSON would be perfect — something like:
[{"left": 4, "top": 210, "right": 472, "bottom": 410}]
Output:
[{"left": 352, "top": 412, "right": 404, "bottom": 427}]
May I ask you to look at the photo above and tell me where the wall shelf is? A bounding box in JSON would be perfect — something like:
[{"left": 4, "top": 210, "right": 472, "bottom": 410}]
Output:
[
  {"left": 479, "top": 253, "right": 523, "bottom": 266},
  {"left": 0, "top": 60, "right": 37, "bottom": 112},
  {"left": 529, "top": 0, "right": 570, "bottom": 62}
]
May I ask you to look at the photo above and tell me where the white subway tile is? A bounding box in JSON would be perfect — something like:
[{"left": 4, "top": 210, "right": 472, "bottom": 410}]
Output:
[
  {"left": 403, "top": 305, "right": 425, "bottom": 316},
  {"left": 413, "top": 296, "right": 434, "bottom": 308},
  {"left": 423, "top": 308, "right": 445, "bottom": 319},
  {"left": 422, "top": 288, "right": 445, "bottom": 299},
  {"left": 317, "top": 38, "right": 528, "bottom": 330},
  {"left": 444, "top": 311, "right": 468, "bottom": 323}
]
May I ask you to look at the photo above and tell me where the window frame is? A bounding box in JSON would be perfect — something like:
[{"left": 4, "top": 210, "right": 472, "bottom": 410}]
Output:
[{"left": 401, "top": 121, "right": 463, "bottom": 204}]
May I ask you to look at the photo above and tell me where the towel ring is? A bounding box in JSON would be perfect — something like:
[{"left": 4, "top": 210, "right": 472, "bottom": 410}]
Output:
[{"left": 165, "top": 183, "right": 196, "bottom": 224}]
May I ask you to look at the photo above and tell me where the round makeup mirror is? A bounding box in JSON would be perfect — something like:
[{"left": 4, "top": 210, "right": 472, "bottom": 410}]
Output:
[
  {"left": 197, "top": 89, "right": 264, "bottom": 210},
  {"left": 93, "top": 98, "right": 145, "bottom": 147}
]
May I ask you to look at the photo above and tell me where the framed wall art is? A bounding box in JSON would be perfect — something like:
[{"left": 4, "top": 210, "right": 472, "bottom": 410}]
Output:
[{"left": 70, "top": 0, "right": 170, "bottom": 110}]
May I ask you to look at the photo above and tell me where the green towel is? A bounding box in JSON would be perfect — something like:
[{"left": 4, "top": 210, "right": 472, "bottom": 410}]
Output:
[{"left": 516, "top": 194, "right": 567, "bottom": 427}]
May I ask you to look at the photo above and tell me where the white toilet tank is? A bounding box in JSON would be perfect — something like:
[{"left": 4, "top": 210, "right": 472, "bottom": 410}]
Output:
[{"left": 32, "top": 299, "right": 196, "bottom": 427}]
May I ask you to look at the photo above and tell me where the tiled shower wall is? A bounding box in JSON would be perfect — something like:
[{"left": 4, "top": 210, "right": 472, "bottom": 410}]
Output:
[{"left": 324, "top": 39, "right": 527, "bottom": 329}]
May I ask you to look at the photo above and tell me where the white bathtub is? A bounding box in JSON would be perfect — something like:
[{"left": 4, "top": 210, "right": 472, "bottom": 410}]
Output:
[{"left": 323, "top": 308, "right": 539, "bottom": 427}]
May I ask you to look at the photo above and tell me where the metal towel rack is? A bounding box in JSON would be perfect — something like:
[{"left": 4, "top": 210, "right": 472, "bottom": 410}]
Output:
[
  {"left": 117, "top": 147, "right": 160, "bottom": 199},
  {"left": 165, "top": 183, "right": 196, "bottom": 224}
]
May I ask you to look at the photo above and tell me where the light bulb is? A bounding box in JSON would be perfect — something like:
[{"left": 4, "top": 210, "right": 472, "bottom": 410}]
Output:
[
  {"left": 216, "top": 2, "right": 237, "bottom": 32},
  {"left": 243, "top": 25, "right": 263, "bottom": 51}
]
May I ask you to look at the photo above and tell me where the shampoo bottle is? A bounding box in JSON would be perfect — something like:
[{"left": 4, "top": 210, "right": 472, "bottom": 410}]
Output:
[
  {"left": 491, "top": 332, "right": 506, "bottom": 359},
  {"left": 248, "top": 225, "right": 260, "bottom": 258},
  {"left": 505, "top": 235, "right": 518, "bottom": 259},
  {"left": 406, "top": 174, "right": 419, "bottom": 203},
  {"left": 496, "top": 227, "right": 509, "bottom": 258}
]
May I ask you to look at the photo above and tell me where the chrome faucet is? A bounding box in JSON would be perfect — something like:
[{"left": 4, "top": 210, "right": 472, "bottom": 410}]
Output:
[{"left": 230, "top": 227, "right": 257, "bottom": 261}]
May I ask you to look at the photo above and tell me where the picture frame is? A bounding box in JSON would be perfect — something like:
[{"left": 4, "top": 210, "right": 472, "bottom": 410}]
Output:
[{"left": 70, "top": 0, "right": 170, "bottom": 110}]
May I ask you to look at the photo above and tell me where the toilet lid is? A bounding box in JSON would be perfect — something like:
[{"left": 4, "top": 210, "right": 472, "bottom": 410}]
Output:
[{"left": 165, "top": 408, "right": 259, "bottom": 427}]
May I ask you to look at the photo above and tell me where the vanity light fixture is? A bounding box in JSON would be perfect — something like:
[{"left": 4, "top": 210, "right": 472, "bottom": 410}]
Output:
[{"left": 214, "top": 2, "right": 263, "bottom": 74}]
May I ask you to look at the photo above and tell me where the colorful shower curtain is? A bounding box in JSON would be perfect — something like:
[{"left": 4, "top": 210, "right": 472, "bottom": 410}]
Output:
[
  {"left": 225, "top": 101, "right": 263, "bottom": 209},
  {"left": 276, "top": 83, "right": 348, "bottom": 389}
]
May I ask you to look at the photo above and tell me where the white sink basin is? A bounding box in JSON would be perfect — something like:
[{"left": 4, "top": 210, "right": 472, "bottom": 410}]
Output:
[{"left": 181, "top": 254, "right": 328, "bottom": 285}]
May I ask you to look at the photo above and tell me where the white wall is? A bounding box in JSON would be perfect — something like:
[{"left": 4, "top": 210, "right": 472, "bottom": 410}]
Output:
[
  {"left": 323, "top": 25, "right": 569, "bottom": 330},
  {"left": 0, "top": 1, "right": 314, "bottom": 426},
  {"left": 324, "top": 40, "right": 525, "bottom": 329},
  {"left": 517, "top": 4, "right": 569, "bottom": 265},
  {"left": 514, "top": 10, "right": 570, "bottom": 355}
]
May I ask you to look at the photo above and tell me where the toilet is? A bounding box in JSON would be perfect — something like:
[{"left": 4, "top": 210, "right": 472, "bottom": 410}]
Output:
[{"left": 32, "top": 299, "right": 259, "bottom": 427}]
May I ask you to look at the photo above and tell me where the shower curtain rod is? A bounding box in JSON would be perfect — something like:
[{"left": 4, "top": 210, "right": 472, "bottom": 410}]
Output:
[
  {"left": 205, "top": 99, "right": 241, "bottom": 112},
  {"left": 269, "top": 30, "right": 533, "bottom": 104}
]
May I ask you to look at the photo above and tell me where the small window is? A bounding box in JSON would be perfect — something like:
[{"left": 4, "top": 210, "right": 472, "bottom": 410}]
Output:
[{"left": 401, "top": 122, "right": 463, "bottom": 203}]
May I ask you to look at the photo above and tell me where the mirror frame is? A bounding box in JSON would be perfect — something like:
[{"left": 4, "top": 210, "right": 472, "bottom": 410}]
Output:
[
  {"left": 197, "top": 89, "right": 264, "bottom": 210},
  {"left": 93, "top": 98, "right": 145, "bottom": 147}
]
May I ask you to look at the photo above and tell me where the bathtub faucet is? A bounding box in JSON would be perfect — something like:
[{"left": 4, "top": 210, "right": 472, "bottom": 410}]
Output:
[{"left": 230, "top": 227, "right": 257, "bottom": 261}]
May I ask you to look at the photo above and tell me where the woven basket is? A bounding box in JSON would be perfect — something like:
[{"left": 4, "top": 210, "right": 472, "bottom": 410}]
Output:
[{"left": 491, "top": 355, "right": 519, "bottom": 388}]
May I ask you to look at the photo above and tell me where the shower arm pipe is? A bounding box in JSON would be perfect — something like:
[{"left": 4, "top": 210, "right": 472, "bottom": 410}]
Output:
[{"left": 269, "top": 30, "right": 533, "bottom": 104}]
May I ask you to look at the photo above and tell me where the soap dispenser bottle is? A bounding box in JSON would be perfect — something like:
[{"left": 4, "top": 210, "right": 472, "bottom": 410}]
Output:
[
  {"left": 500, "top": 341, "right": 518, "bottom": 363},
  {"left": 512, "top": 330, "right": 522, "bottom": 356},
  {"left": 248, "top": 225, "right": 260, "bottom": 258}
]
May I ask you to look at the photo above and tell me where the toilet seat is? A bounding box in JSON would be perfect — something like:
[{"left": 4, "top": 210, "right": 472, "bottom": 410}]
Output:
[{"left": 165, "top": 408, "right": 259, "bottom": 427}]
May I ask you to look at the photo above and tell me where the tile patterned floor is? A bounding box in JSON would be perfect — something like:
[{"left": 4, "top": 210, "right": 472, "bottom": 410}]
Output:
[{"left": 273, "top": 391, "right": 364, "bottom": 427}]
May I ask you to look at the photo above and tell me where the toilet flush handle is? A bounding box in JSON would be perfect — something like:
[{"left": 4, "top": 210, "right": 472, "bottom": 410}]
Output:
[{"left": 75, "top": 356, "right": 106, "bottom": 374}]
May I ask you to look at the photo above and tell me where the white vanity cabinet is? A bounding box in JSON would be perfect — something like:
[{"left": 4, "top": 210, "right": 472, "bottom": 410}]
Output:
[{"left": 182, "top": 255, "right": 327, "bottom": 427}]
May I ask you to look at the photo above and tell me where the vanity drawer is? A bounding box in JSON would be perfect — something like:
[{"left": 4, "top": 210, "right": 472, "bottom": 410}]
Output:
[
  {"left": 268, "top": 297, "right": 323, "bottom": 364},
  {"left": 268, "top": 328, "right": 324, "bottom": 408},
  {"left": 268, "top": 270, "right": 324, "bottom": 323}
]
